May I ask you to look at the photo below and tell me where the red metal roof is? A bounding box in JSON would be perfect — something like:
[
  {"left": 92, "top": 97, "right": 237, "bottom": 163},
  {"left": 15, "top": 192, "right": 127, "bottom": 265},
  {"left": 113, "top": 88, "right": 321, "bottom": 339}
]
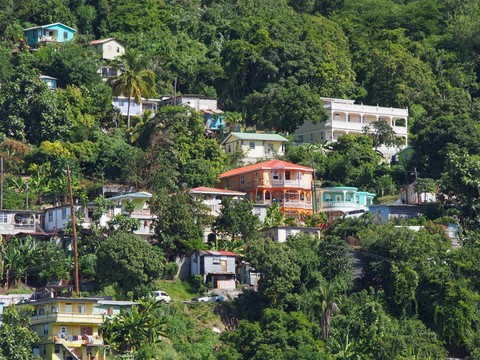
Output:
[
  {"left": 90, "top": 38, "right": 114, "bottom": 45},
  {"left": 198, "top": 250, "right": 238, "bottom": 257},
  {"left": 219, "top": 159, "right": 313, "bottom": 179}
]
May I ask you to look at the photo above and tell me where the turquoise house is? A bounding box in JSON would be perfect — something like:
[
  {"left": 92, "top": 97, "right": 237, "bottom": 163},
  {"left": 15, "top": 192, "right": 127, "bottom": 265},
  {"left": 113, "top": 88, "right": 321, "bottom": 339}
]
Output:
[
  {"left": 318, "top": 186, "right": 375, "bottom": 220},
  {"left": 23, "top": 23, "right": 76, "bottom": 48}
]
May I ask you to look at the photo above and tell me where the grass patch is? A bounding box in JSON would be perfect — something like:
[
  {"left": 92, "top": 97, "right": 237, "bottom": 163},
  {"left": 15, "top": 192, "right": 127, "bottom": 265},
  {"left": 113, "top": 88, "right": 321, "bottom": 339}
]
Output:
[{"left": 151, "top": 279, "right": 197, "bottom": 301}]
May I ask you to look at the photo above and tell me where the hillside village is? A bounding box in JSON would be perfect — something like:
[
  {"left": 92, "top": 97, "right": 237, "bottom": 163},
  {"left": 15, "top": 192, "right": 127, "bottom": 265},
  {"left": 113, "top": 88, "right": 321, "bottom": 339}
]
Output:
[{"left": 2, "top": 1, "right": 480, "bottom": 359}]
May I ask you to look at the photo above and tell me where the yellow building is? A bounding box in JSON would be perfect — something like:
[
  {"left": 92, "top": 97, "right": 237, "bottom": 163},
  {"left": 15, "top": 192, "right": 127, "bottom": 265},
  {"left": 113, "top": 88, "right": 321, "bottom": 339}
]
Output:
[{"left": 27, "top": 289, "right": 136, "bottom": 360}]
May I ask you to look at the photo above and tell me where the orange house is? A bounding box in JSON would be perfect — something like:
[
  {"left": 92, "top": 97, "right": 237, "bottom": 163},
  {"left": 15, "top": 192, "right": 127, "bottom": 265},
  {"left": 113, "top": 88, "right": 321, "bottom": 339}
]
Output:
[{"left": 219, "top": 160, "right": 314, "bottom": 218}]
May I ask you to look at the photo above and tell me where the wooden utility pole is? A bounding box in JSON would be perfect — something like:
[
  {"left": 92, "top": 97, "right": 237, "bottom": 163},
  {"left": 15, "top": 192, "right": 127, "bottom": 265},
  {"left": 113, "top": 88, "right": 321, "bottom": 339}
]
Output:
[
  {"left": 67, "top": 166, "right": 80, "bottom": 295},
  {"left": 1, "top": 157, "right": 3, "bottom": 210}
]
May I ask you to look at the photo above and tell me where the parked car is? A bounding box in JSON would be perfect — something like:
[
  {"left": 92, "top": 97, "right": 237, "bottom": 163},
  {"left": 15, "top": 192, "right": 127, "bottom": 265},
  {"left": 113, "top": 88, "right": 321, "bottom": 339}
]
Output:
[
  {"left": 150, "top": 290, "right": 171, "bottom": 303},
  {"left": 193, "top": 293, "right": 225, "bottom": 303}
]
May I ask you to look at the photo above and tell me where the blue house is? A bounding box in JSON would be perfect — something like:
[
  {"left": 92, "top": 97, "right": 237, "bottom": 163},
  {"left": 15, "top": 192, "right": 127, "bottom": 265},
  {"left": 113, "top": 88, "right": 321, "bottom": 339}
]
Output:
[
  {"left": 318, "top": 186, "right": 375, "bottom": 221},
  {"left": 23, "top": 23, "right": 76, "bottom": 48}
]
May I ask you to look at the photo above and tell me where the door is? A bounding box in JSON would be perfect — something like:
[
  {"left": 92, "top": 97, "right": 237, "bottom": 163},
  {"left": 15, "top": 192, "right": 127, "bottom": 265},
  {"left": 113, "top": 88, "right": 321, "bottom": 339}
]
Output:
[
  {"left": 221, "top": 260, "right": 227, "bottom": 272},
  {"left": 60, "top": 326, "right": 67, "bottom": 339}
]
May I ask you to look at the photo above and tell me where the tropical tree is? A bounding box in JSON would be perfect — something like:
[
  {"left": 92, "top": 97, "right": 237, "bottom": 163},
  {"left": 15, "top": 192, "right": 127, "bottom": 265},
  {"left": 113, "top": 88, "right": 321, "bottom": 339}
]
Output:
[
  {"left": 108, "top": 49, "right": 156, "bottom": 128},
  {"left": 100, "top": 299, "right": 167, "bottom": 354},
  {"left": 0, "top": 305, "right": 40, "bottom": 360},
  {"left": 213, "top": 197, "right": 260, "bottom": 242},
  {"left": 96, "top": 232, "right": 164, "bottom": 297},
  {"left": 318, "top": 282, "right": 340, "bottom": 340}
]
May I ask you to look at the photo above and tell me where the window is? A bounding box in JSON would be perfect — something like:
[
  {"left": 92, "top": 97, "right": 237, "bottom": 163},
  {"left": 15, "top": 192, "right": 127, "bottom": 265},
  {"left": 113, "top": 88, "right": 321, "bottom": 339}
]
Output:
[
  {"left": 310, "top": 133, "right": 313, "bottom": 141},
  {"left": 227, "top": 145, "right": 231, "bottom": 153},
  {"left": 254, "top": 207, "right": 261, "bottom": 215},
  {"left": 65, "top": 303, "right": 72, "bottom": 313},
  {"left": 320, "top": 131, "right": 325, "bottom": 140},
  {"left": 63, "top": 31, "right": 68, "bottom": 40},
  {"left": 334, "top": 113, "right": 340, "bottom": 121},
  {"left": 286, "top": 229, "right": 292, "bottom": 237},
  {"left": 225, "top": 178, "right": 230, "bottom": 188},
  {"left": 296, "top": 172, "right": 303, "bottom": 180},
  {"left": 299, "top": 135, "right": 304, "bottom": 142},
  {"left": 249, "top": 142, "right": 255, "bottom": 149},
  {"left": 285, "top": 172, "right": 291, "bottom": 180},
  {"left": 43, "top": 324, "right": 49, "bottom": 335},
  {"left": 0, "top": 213, "right": 7, "bottom": 223},
  {"left": 61, "top": 208, "right": 66, "bottom": 220},
  {"left": 117, "top": 47, "right": 120, "bottom": 53},
  {"left": 272, "top": 171, "right": 279, "bottom": 180},
  {"left": 77, "top": 304, "right": 86, "bottom": 314},
  {"left": 347, "top": 114, "right": 351, "bottom": 122},
  {"left": 54, "top": 345, "right": 60, "bottom": 354},
  {"left": 240, "top": 176, "right": 245, "bottom": 184},
  {"left": 265, "top": 191, "right": 271, "bottom": 200},
  {"left": 255, "top": 171, "right": 259, "bottom": 177},
  {"left": 212, "top": 258, "right": 221, "bottom": 265}
]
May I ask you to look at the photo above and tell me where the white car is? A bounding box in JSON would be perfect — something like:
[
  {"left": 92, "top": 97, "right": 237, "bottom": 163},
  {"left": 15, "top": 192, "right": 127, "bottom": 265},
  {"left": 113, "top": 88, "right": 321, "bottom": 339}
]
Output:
[
  {"left": 150, "top": 291, "right": 171, "bottom": 303},
  {"left": 194, "top": 293, "right": 225, "bottom": 302}
]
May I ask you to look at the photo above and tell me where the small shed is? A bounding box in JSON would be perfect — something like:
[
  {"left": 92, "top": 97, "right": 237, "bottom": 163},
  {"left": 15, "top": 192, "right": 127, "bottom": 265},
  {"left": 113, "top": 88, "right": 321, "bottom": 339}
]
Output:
[{"left": 191, "top": 250, "right": 237, "bottom": 289}]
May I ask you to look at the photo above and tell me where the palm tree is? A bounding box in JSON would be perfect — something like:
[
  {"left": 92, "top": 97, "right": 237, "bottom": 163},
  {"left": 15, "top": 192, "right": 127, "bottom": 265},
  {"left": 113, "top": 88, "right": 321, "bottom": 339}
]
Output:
[
  {"left": 108, "top": 49, "right": 156, "bottom": 128},
  {"left": 318, "top": 282, "right": 340, "bottom": 340}
]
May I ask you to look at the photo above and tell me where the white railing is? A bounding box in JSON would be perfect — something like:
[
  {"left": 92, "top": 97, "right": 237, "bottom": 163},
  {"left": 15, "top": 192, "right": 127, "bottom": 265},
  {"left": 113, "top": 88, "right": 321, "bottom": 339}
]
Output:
[
  {"left": 39, "top": 35, "right": 57, "bottom": 42},
  {"left": 320, "top": 201, "right": 363, "bottom": 209},
  {"left": 270, "top": 180, "right": 309, "bottom": 188},
  {"left": 329, "top": 102, "right": 408, "bottom": 117},
  {"left": 256, "top": 200, "right": 312, "bottom": 209}
]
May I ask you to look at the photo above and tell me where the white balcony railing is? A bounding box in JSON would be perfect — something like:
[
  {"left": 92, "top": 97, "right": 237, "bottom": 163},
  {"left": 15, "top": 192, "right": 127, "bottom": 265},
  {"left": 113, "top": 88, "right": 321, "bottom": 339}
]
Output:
[
  {"left": 320, "top": 201, "right": 364, "bottom": 210},
  {"left": 270, "top": 179, "right": 310, "bottom": 188},
  {"left": 256, "top": 200, "right": 313, "bottom": 209},
  {"left": 38, "top": 35, "right": 57, "bottom": 42}
]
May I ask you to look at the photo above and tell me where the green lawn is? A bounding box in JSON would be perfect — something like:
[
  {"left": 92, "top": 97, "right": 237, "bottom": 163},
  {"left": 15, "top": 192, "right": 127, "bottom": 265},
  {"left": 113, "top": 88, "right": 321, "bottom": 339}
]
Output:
[{"left": 151, "top": 279, "right": 197, "bottom": 301}]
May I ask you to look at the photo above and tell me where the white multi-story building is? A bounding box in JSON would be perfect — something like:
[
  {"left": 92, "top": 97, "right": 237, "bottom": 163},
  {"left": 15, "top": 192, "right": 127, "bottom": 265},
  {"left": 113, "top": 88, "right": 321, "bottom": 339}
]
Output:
[{"left": 293, "top": 97, "right": 409, "bottom": 158}]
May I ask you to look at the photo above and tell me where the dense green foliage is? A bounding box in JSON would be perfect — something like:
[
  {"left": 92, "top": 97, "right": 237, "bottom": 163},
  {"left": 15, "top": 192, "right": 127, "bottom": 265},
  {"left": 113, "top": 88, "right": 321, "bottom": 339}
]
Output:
[{"left": 3, "top": 0, "right": 480, "bottom": 358}]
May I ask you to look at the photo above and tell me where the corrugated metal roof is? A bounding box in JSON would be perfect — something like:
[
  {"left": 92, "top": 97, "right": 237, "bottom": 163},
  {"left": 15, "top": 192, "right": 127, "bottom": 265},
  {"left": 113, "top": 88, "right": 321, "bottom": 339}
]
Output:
[
  {"left": 189, "top": 187, "right": 245, "bottom": 196},
  {"left": 221, "top": 132, "right": 288, "bottom": 145},
  {"left": 219, "top": 159, "right": 313, "bottom": 179}
]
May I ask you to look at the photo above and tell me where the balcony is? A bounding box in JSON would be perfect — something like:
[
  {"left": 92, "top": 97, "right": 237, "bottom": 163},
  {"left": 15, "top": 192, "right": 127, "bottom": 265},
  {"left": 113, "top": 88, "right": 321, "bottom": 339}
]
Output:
[
  {"left": 320, "top": 201, "right": 366, "bottom": 210},
  {"left": 54, "top": 334, "right": 103, "bottom": 347},
  {"left": 257, "top": 200, "right": 313, "bottom": 209},
  {"left": 38, "top": 35, "right": 58, "bottom": 43},
  {"left": 31, "top": 312, "right": 104, "bottom": 325}
]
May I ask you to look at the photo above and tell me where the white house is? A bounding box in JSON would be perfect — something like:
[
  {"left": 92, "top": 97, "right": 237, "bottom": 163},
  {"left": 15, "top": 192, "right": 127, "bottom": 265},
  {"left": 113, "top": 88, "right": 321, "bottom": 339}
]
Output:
[
  {"left": 112, "top": 97, "right": 160, "bottom": 117},
  {"left": 294, "top": 97, "right": 408, "bottom": 158},
  {"left": 0, "top": 210, "right": 44, "bottom": 236},
  {"left": 43, "top": 192, "right": 155, "bottom": 239},
  {"left": 398, "top": 183, "right": 437, "bottom": 205},
  {"left": 91, "top": 38, "right": 125, "bottom": 80},
  {"left": 162, "top": 95, "right": 219, "bottom": 111},
  {"left": 90, "top": 38, "right": 125, "bottom": 61},
  {"left": 262, "top": 226, "right": 321, "bottom": 243},
  {"left": 221, "top": 132, "right": 288, "bottom": 163},
  {"left": 189, "top": 186, "right": 246, "bottom": 243}
]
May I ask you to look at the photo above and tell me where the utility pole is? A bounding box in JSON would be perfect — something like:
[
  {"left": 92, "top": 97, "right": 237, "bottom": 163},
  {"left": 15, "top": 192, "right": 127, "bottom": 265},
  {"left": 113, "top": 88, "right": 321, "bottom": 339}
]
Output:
[
  {"left": 312, "top": 160, "right": 317, "bottom": 213},
  {"left": 67, "top": 166, "right": 80, "bottom": 295},
  {"left": 25, "top": 180, "right": 29, "bottom": 210},
  {"left": 1, "top": 157, "right": 3, "bottom": 210}
]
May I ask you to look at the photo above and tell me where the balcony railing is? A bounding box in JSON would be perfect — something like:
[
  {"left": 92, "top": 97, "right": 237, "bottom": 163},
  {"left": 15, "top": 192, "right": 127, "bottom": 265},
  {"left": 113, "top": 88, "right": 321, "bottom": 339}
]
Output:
[
  {"left": 267, "top": 179, "right": 310, "bottom": 189},
  {"left": 320, "top": 201, "right": 365, "bottom": 210},
  {"left": 54, "top": 334, "right": 103, "bottom": 346},
  {"left": 256, "top": 200, "right": 313, "bottom": 209},
  {"left": 38, "top": 35, "right": 57, "bottom": 42}
]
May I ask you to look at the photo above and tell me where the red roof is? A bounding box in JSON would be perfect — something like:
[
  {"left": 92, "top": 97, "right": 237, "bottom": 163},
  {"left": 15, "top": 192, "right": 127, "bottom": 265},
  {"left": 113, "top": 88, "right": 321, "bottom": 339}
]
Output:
[
  {"left": 198, "top": 250, "right": 238, "bottom": 257},
  {"left": 219, "top": 160, "right": 313, "bottom": 179},
  {"left": 189, "top": 186, "right": 245, "bottom": 196},
  {"left": 90, "top": 38, "right": 114, "bottom": 45}
]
